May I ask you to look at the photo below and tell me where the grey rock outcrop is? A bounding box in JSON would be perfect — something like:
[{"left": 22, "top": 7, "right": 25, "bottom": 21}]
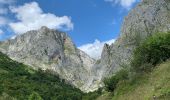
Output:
[
  {"left": 92, "top": 0, "right": 170, "bottom": 87},
  {"left": 0, "top": 26, "right": 96, "bottom": 92}
]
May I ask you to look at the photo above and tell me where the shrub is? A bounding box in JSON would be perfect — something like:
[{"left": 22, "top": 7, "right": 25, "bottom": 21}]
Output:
[
  {"left": 28, "top": 92, "right": 43, "bottom": 100},
  {"left": 104, "top": 69, "right": 129, "bottom": 92},
  {"left": 131, "top": 32, "right": 170, "bottom": 73},
  {"left": 104, "top": 76, "right": 118, "bottom": 92},
  {"left": 82, "top": 89, "right": 102, "bottom": 100}
]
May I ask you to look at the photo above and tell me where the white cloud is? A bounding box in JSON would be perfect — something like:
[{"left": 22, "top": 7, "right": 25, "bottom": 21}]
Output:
[
  {"left": 0, "top": 29, "right": 4, "bottom": 34},
  {"left": 78, "top": 39, "right": 116, "bottom": 59},
  {"left": 11, "top": 35, "right": 16, "bottom": 39},
  {"left": 105, "top": 0, "right": 137, "bottom": 9},
  {"left": 0, "top": 0, "right": 14, "bottom": 27},
  {"left": 9, "top": 2, "right": 73, "bottom": 34}
]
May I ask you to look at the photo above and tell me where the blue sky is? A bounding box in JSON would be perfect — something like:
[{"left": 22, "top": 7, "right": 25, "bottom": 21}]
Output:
[{"left": 0, "top": 0, "right": 140, "bottom": 59}]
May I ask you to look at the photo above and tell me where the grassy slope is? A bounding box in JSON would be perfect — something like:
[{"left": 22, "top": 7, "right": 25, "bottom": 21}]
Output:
[
  {"left": 0, "top": 52, "right": 84, "bottom": 100},
  {"left": 97, "top": 60, "right": 170, "bottom": 100}
]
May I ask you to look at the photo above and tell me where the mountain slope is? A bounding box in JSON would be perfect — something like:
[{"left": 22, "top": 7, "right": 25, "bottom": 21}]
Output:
[
  {"left": 0, "top": 26, "right": 96, "bottom": 92},
  {"left": 97, "top": 60, "right": 170, "bottom": 100},
  {"left": 0, "top": 52, "right": 84, "bottom": 100},
  {"left": 92, "top": 0, "right": 170, "bottom": 87}
]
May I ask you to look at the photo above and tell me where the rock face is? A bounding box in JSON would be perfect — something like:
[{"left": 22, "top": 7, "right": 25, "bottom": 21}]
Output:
[
  {"left": 92, "top": 0, "right": 170, "bottom": 86},
  {"left": 0, "top": 26, "right": 96, "bottom": 92},
  {"left": 0, "top": 0, "right": 169, "bottom": 92}
]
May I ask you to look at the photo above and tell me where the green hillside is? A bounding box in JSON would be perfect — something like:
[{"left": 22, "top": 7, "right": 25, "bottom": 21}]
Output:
[
  {"left": 0, "top": 52, "right": 84, "bottom": 100},
  {"left": 98, "top": 60, "right": 170, "bottom": 100},
  {"left": 113, "top": 60, "right": 170, "bottom": 100},
  {"left": 98, "top": 32, "right": 170, "bottom": 100}
]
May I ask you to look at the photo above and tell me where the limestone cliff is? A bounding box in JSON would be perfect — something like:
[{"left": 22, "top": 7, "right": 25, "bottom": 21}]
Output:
[{"left": 0, "top": 26, "right": 96, "bottom": 92}]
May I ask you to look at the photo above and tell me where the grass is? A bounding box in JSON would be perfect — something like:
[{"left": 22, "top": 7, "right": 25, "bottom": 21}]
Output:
[{"left": 98, "top": 60, "right": 170, "bottom": 100}]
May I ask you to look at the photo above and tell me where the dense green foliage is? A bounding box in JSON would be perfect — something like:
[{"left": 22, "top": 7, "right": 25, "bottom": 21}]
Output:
[
  {"left": 28, "top": 92, "right": 43, "bottom": 100},
  {"left": 103, "top": 69, "right": 128, "bottom": 92},
  {"left": 0, "top": 52, "right": 100, "bottom": 100},
  {"left": 82, "top": 89, "right": 102, "bottom": 100},
  {"left": 131, "top": 32, "right": 170, "bottom": 72}
]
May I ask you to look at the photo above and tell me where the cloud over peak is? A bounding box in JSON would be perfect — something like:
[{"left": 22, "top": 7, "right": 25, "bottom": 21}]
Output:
[
  {"left": 78, "top": 39, "right": 116, "bottom": 59},
  {"left": 9, "top": 2, "right": 73, "bottom": 34}
]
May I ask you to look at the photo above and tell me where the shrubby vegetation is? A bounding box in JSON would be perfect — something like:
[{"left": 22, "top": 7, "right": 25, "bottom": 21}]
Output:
[
  {"left": 82, "top": 89, "right": 102, "bottom": 100},
  {"left": 28, "top": 92, "right": 43, "bottom": 100},
  {"left": 104, "top": 32, "right": 170, "bottom": 93},
  {"left": 131, "top": 32, "right": 170, "bottom": 72},
  {"left": 103, "top": 69, "right": 128, "bottom": 92},
  {"left": 0, "top": 52, "right": 100, "bottom": 100}
]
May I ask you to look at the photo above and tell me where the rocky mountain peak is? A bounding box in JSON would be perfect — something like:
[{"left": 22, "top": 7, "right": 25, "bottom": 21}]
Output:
[{"left": 0, "top": 27, "right": 96, "bottom": 92}]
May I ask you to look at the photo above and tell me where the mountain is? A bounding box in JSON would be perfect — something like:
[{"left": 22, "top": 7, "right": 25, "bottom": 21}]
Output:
[
  {"left": 0, "top": 0, "right": 169, "bottom": 93},
  {"left": 0, "top": 26, "right": 96, "bottom": 92},
  {"left": 91, "top": 0, "right": 170, "bottom": 86}
]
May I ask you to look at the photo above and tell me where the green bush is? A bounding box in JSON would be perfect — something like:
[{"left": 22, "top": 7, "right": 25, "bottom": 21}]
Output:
[
  {"left": 131, "top": 32, "right": 170, "bottom": 73},
  {"left": 28, "top": 92, "right": 43, "bottom": 100},
  {"left": 104, "top": 69, "right": 129, "bottom": 92},
  {"left": 82, "top": 88, "right": 102, "bottom": 100}
]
